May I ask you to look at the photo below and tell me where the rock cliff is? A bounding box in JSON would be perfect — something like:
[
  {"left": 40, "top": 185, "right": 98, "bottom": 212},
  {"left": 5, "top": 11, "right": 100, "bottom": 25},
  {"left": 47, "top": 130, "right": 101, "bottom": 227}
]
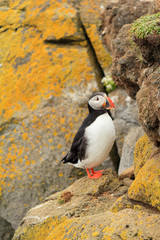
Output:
[
  {"left": 0, "top": 0, "right": 113, "bottom": 231},
  {"left": 101, "top": 0, "right": 160, "bottom": 220},
  {"left": 101, "top": 0, "right": 160, "bottom": 146},
  {"left": 1, "top": 0, "right": 160, "bottom": 238}
]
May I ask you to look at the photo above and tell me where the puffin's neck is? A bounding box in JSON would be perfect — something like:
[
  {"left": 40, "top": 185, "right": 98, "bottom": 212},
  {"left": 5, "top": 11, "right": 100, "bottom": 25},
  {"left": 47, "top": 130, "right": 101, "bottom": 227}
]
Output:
[{"left": 88, "top": 104, "right": 108, "bottom": 116}]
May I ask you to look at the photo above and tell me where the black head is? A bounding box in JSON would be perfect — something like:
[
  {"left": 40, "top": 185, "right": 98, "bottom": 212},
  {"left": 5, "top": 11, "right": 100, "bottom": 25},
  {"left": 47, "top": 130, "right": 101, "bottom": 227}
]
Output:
[{"left": 88, "top": 92, "right": 115, "bottom": 112}]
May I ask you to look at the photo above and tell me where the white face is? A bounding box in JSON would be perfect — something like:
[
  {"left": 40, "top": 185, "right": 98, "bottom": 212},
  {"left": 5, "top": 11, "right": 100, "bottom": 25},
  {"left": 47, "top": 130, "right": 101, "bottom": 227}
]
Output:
[{"left": 88, "top": 93, "right": 107, "bottom": 110}]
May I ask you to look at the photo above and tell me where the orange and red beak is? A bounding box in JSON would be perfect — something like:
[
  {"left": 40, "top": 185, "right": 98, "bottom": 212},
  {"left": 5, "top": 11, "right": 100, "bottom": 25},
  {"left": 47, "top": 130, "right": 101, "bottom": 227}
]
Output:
[{"left": 106, "top": 97, "right": 115, "bottom": 109}]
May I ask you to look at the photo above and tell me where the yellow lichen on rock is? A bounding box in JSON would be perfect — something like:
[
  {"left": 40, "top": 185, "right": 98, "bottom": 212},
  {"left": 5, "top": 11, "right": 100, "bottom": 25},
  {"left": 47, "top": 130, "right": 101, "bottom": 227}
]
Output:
[
  {"left": 128, "top": 153, "right": 160, "bottom": 209},
  {"left": 0, "top": 9, "right": 22, "bottom": 30},
  {"left": 128, "top": 134, "right": 160, "bottom": 209},
  {"left": 21, "top": 0, "right": 84, "bottom": 41},
  {"left": 85, "top": 23, "right": 112, "bottom": 70},
  {"left": 133, "top": 134, "right": 155, "bottom": 176},
  {"left": 0, "top": 0, "right": 97, "bottom": 123},
  {"left": 80, "top": 0, "right": 112, "bottom": 73},
  {"left": 14, "top": 216, "right": 75, "bottom": 240},
  {"left": 13, "top": 191, "right": 160, "bottom": 240},
  {"left": 12, "top": 172, "right": 160, "bottom": 239},
  {"left": 0, "top": 14, "right": 95, "bottom": 225},
  {"left": 0, "top": 0, "right": 112, "bottom": 230},
  {"left": 0, "top": 26, "right": 92, "bottom": 122}
]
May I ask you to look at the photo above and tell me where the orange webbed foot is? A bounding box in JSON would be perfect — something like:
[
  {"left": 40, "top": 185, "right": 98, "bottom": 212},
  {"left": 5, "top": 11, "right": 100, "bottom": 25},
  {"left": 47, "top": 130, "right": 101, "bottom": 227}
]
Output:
[{"left": 86, "top": 168, "right": 103, "bottom": 179}]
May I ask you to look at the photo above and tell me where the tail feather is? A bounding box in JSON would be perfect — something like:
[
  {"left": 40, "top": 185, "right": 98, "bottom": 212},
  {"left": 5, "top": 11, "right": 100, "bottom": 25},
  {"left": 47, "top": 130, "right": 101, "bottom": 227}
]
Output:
[
  {"left": 61, "top": 151, "right": 78, "bottom": 164},
  {"left": 61, "top": 154, "right": 68, "bottom": 163}
]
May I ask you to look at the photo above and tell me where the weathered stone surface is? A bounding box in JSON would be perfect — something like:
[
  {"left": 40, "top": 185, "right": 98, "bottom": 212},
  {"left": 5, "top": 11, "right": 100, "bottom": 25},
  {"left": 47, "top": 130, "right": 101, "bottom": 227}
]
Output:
[
  {"left": 132, "top": 134, "right": 156, "bottom": 176},
  {"left": 101, "top": 0, "right": 160, "bottom": 146},
  {"left": 122, "top": 178, "right": 133, "bottom": 187},
  {"left": 137, "top": 64, "right": 160, "bottom": 146},
  {"left": 119, "top": 166, "right": 134, "bottom": 180},
  {"left": 118, "top": 127, "right": 144, "bottom": 175},
  {"left": 0, "top": 25, "right": 93, "bottom": 121},
  {"left": 130, "top": 13, "right": 160, "bottom": 63},
  {"left": 154, "top": 0, "right": 160, "bottom": 11},
  {"left": 0, "top": 216, "right": 14, "bottom": 240},
  {"left": 109, "top": 89, "right": 140, "bottom": 156},
  {"left": 111, "top": 24, "right": 160, "bottom": 145},
  {"left": 13, "top": 170, "right": 160, "bottom": 240},
  {"left": 80, "top": 0, "right": 112, "bottom": 75},
  {"left": 22, "top": 1, "right": 84, "bottom": 42},
  {"left": 111, "top": 24, "right": 142, "bottom": 99},
  {"left": 128, "top": 134, "right": 160, "bottom": 210},
  {"left": 0, "top": 0, "right": 9, "bottom": 7},
  {"left": 100, "top": 1, "right": 160, "bottom": 217},
  {"left": 0, "top": 27, "right": 97, "bottom": 228},
  {"left": 101, "top": 0, "right": 153, "bottom": 51},
  {"left": 0, "top": 0, "right": 111, "bottom": 230}
]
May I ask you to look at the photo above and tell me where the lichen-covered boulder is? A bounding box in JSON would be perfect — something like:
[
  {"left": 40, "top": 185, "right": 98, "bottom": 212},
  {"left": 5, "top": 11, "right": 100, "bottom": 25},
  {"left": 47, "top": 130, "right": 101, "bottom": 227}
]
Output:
[
  {"left": 13, "top": 170, "right": 160, "bottom": 240},
  {"left": 0, "top": 0, "right": 114, "bottom": 230},
  {"left": 128, "top": 135, "right": 160, "bottom": 209}
]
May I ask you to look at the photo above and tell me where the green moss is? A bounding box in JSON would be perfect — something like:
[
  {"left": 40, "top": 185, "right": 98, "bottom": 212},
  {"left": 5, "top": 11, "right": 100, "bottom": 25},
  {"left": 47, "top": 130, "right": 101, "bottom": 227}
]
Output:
[{"left": 130, "top": 12, "right": 160, "bottom": 39}]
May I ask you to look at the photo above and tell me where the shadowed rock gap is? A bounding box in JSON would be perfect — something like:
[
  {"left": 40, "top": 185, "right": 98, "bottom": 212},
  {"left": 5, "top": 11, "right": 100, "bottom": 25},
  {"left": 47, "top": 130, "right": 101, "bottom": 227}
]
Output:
[
  {"left": 44, "top": 38, "right": 85, "bottom": 45},
  {"left": 78, "top": 13, "right": 105, "bottom": 89}
]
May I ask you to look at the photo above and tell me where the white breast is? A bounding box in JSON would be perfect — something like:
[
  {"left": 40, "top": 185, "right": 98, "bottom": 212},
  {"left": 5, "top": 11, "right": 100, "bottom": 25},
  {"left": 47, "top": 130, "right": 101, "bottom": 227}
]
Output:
[{"left": 75, "top": 113, "right": 115, "bottom": 169}]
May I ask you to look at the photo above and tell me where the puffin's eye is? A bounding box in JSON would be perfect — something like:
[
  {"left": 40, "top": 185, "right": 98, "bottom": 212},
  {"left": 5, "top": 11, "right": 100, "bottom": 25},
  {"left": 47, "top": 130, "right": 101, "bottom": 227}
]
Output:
[{"left": 96, "top": 97, "right": 99, "bottom": 101}]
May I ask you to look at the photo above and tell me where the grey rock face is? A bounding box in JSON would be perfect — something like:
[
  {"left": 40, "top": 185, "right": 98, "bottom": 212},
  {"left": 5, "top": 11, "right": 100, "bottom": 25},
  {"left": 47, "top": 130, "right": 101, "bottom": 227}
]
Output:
[
  {"left": 109, "top": 89, "right": 140, "bottom": 157},
  {"left": 118, "top": 127, "right": 144, "bottom": 175},
  {"left": 0, "top": 216, "right": 14, "bottom": 240}
]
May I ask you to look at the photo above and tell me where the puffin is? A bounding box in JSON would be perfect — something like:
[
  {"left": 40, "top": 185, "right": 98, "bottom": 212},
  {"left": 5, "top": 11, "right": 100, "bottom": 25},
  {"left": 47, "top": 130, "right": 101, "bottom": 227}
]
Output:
[{"left": 61, "top": 92, "right": 115, "bottom": 179}]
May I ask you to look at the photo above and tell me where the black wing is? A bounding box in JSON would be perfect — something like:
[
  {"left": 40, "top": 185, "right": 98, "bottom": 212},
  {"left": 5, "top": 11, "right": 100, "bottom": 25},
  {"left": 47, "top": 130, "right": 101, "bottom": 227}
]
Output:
[
  {"left": 61, "top": 110, "right": 103, "bottom": 164},
  {"left": 61, "top": 127, "right": 87, "bottom": 164}
]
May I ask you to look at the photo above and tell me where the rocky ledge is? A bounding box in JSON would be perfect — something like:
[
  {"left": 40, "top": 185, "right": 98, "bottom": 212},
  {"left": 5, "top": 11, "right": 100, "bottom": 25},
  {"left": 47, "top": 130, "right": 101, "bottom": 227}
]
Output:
[{"left": 13, "top": 169, "right": 160, "bottom": 240}]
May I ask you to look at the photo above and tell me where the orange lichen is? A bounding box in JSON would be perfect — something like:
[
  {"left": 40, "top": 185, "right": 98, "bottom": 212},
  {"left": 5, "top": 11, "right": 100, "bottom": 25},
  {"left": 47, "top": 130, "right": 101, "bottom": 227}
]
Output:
[
  {"left": 128, "top": 135, "right": 160, "bottom": 210},
  {"left": 0, "top": 25, "right": 93, "bottom": 122},
  {"left": 80, "top": 0, "right": 112, "bottom": 71},
  {"left": 0, "top": 0, "right": 95, "bottom": 123},
  {"left": 0, "top": 0, "right": 111, "bottom": 204},
  {"left": 85, "top": 24, "right": 112, "bottom": 70},
  {"left": 60, "top": 118, "right": 65, "bottom": 125},
  {"left": 22, "top": 133, "right": 28, "bottom": 141},
  {"left": 133, "top": 134, "right": 154, "bottom": 176},
  {"left": 0, "top": 9, "right": 22, "bottom": 30}
]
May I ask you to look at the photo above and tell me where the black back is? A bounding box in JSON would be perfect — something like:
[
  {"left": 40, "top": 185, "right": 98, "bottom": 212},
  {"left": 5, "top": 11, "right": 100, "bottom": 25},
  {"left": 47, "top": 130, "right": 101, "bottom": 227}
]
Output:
[{"left": 61, "top": 107, "right": 107, "bottom": 164}]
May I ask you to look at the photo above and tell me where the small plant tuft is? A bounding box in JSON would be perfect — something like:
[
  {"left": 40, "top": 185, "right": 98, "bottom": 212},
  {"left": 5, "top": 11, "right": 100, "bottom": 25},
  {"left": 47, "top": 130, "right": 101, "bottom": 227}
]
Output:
[
  {"left": 58, "top": 191, "right": 73, "bottom": 204},
  {"left": 130, "top": 12, "right": 160, "bottom": 39},
  {"left": 101, "top": 74, "right": 116, "bottom": 93}
]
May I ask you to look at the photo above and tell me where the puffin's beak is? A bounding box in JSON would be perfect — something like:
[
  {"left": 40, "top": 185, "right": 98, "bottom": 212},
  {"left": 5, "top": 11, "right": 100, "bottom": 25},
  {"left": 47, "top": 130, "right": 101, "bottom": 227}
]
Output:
[{"left": 106, "top": 97, "right": 115, "bottom": 109}]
